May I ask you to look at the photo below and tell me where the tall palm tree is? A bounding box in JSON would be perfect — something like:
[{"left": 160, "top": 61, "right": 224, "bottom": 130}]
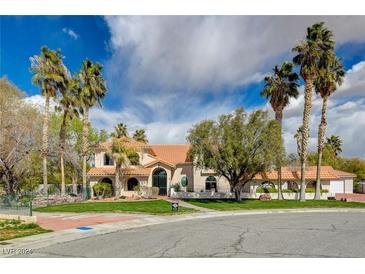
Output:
[
  {"left": 57, "top": 76, "right": 80, "bottom": 196},
  {"left": 326, "top": 135, "right": 343, "bottom": 157},
  {"left": 111, "top": 123, "right": 128, "bottom": 138},
  {"left": 30, "top": 47, "right": 68, "bottom": 195},
  {"left": 261, "top": 61, "right": 299, "bottom": 200},
  {"left": 293, "top": 22, "right": 335, "bottom": 201},
  {"left": 133, "top": 129, "right": 148, "bottom": 143},
  {"left": 78, "top": 59, "right": 107, "bottom": 199},
  {"left": 111, "top": 138, "right": 134, "bottom": 197},
  {"left": 314, "top": 57, "right": 345, "bottom": 199}
]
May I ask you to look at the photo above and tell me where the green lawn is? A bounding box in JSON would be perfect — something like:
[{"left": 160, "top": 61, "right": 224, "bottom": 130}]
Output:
[
  {"left": 186, "top": 199, "right": 365, "bottom": 211},
  {"left": 34, "top": 199, "right": 195, "bottom": 215},
  {"left": 0, "top": 219, "right": 51, "bottom": 241}
]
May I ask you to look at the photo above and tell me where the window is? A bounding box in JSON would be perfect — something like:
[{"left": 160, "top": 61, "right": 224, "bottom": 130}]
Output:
[
  {"left": 89, "top": 154, "right": 95, "bottom": 167},
  {"left": 206, "top": 176, "right": 217, "bottom": 191},
  {"left": 104, "top": 154, "right": 114, "bottom": 166}
]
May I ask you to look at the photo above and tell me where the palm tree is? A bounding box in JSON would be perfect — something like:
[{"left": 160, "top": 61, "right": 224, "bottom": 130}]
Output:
[
  {"left": 293, "top": 22, "right": 335, "bottom": 201},
  {"left": 133, "top": 129, "right": 148, "bottom": 143},
  {"left": 57, "top": 76, "right": 80, "bottom": 196},
  {"left": 78, "top": 59, "right": 107, "bottom": 199},
  {"left": 111, "top": 123, "right": 128, "bottom": 138},
  {"left": 314, "top": 57, "right": 345, "bottom": 199},
  {"left": 30, "top": 47, "right": 68, "bottom": 195},
  {"left": 111, "top": 138, "right": 134, "bottom": 197},
  {"left": 326, "top": 135, "right": 343, "bottom": 157},
  {"left": 261, "top": 62, "right": 299, "bottom": 200}
]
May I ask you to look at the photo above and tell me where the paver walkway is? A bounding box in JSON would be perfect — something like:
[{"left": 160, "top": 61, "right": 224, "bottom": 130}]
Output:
[
  {"left": 35, "top": 213, "right": 140, "bottom": 231},
  {"left": 175, "top": 199, "right": 215, "bottom": 212},
  {"left": 335, "top": 193, "right": 365, "bottom": 202}
]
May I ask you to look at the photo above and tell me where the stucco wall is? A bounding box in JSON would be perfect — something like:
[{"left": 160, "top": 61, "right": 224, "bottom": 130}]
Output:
[
  {"left": 140, "top": 153, "right": 157, "bottom": 165},
  {"left": 344, "top": 179, "right": 353, "bottom": 193},
  {"left": 171, "top": 163, "right": 194, "bottom": 191},
  {"left": 192, "top": 167, "right": 231, "bottom": 192}
]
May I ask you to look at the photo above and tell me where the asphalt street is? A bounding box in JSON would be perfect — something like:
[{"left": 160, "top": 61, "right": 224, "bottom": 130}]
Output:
[{"left": 13, "top": 212, "right": 365, "bottom": 258}]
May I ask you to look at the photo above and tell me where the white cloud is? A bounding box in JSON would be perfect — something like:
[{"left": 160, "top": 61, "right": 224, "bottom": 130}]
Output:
[
  {"left": 335, "top": 61, "right": 365, "bottom": 98},
  {"left": 23, "top": 94, "right": 59, "bottom": 112},
  {"left": 90, "top": 96, "right": 235, "bottom": 144},
  {"left": 62, "top": 27, "right": 79, "bottom": 40},
  {"left": 105, "top": 16, "right": 365, "bottom": 93},
  {"left": 99, "top": 16, "right": 365, "bottom": 158}
]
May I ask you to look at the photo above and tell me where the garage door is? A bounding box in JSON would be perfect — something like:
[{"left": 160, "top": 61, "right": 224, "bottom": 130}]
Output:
[{"left": 330, "top": 181, "right": 344, "bottom": 194}]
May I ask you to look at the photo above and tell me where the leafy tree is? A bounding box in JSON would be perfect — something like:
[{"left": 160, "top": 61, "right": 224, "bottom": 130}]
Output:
[
  {"left": 326, "top": 135, "right": 343, "bottom": 157},
  {"left": 98, "top": 129, "right": 109, "bottom": 143},
  {"left": 30, "top": 46, "right": 68, "bottom": 194},
  {"left": 111, "top": 123, "right": 128, "bottom": 138},
  {"left": 293, "top": 22, "right": 335, "bottom": 201},
  {"left": 187, "top": 108, "right": 283, "bottom": 201},
  {"left": 78, "top": 59, "right": 107, "bottom": 198},
  {"left": 314, "top": 57, "right": 345, "bottom": 199},
  {"left": 0, "top": 79, "right": 42, "bottom": 194},
  {"left": 261, "top": 61, "right": 299, "bottom": 199},
  {"left": 133, "top": 129, "right": 148, "bottom": 143}
]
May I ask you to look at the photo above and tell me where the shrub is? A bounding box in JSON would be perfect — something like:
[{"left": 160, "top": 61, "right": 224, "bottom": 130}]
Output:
[
  {"left": 93, "top": 182, "right": 112, "bottom": 198},
  {"left": 133, "top": 184, "right": 141, "bottom": 193},
  {"left": 151, "top": 187, "right": 159, "bottom": 196},
  {"left": 256, "top": 187, "right": 277, "bottom": 193},
  {"left": 282, "top": 189, "right": 298, "bottom": 193},
  {"left": 171, "top": 183, "right": 181, "bottom": 192},
  {"left": 47, "top": 184, "right": 58, "bottom": 195}
]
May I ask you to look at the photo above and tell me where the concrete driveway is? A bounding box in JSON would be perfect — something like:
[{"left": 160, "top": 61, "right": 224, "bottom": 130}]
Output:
[{"left": 13, "top": 211, "right": 365, "bottom": 258}]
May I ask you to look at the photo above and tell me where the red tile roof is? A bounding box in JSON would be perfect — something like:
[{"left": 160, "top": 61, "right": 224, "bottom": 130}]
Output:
[
  {"left": 254, "top": 166, "right": 356, "bottom": 181},
  {"left": 87, "top": 167, "right": 151, "bottom": 176},
  {"left": 148, "top": 144, "right": 191, "bottom": 165}
]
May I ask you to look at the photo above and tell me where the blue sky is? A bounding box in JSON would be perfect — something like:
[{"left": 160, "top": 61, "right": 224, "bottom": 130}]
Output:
[{"left": 1, "top": 16, "right": 365, "bottom": 157}]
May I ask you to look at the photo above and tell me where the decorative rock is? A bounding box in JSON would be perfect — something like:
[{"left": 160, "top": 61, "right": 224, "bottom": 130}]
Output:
[{"left": 259, "top": 193, "right": 272, "bottom": 201}]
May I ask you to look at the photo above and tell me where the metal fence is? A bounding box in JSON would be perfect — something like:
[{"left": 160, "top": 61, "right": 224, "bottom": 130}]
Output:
[{"left": 0, "top": 193, "right": 33, "bottom": 216}]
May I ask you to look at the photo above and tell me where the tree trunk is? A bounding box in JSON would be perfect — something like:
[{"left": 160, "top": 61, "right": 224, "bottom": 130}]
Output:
[
  {"left": 275, "top": 110, "right": 284, "bottom": 200},
  {"left": 277, "top": 167, "right": 283, "bottom": 200},
  {"left": 114, "top": 167, "right": 120, "bottom": 197},
  {"left": 234, "top": 184, "right": 242, "bottom": 201},
  {"left": 72, "top": 175, "right": 78, "bottom": 195},
  {"left": 315, "top": 95, "right": 328, "bottom": 200},
  {"left": 82, "top": 106, "right": 89, "bottom": 199},
  {"left": 60, "top": 110, "right": 68, "bottom": 196},
  {"left": 300, "top": 77, "right": 314, "bottom": 201},
  {"left": 42, "top": 95, "right": 50, "bottom": 195}
]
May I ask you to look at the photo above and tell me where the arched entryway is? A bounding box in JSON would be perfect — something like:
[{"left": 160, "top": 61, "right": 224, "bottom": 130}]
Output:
[
  {"left": 127, "top": 177, "right": 139, "bottom": 191},
  {"left": 152, "top": 168, "right": 167, "bottom": 195}
]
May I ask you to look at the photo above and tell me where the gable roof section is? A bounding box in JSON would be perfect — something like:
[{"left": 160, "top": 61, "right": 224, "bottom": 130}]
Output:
[{"left": 148, "top": 144, "right": 191, "bottom": 165}]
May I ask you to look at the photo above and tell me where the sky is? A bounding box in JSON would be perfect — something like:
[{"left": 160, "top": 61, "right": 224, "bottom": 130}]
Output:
[{"left": 1, "top": 16, "right": 365, "bottom": 158}]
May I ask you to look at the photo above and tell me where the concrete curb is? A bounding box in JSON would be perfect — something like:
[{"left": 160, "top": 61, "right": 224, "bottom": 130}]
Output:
[{"left": 2, "top": 207, "right": 365, "bottom": 257}]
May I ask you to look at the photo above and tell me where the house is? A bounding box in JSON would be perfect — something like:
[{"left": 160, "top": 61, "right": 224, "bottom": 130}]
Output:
[{"left": 87, "top": 137, "right": 356, "bottom": 199}]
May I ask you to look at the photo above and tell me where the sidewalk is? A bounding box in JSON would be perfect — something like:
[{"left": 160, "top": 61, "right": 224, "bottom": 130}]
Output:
[{"left": 2, "top": 207, "right": 365, "bottom": 257}]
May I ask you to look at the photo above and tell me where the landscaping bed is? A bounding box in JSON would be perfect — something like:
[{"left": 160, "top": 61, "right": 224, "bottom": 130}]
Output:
[
  {"left": 186, "top": 199, "right": 365, "bottom": 211},
  {"left": 0, "top": 219, "right": 51, "bottom": 241},
  {"left": 34, "top": 200, "right": 196, "bottom": 215}
]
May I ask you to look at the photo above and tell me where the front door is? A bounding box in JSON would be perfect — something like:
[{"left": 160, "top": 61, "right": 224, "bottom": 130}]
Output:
[{"left": 152, "top": 168, "right": 167, "bottom": 195}]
